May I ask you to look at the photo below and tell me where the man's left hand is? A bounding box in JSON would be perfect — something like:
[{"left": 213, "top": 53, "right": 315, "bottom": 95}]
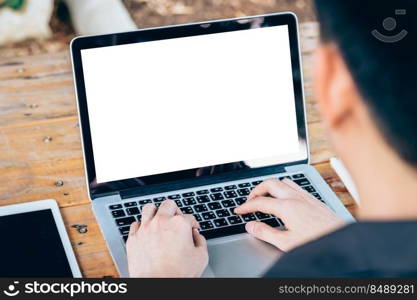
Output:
[{"left": 127, "top": 200, "right": 209, "bottom": 277}]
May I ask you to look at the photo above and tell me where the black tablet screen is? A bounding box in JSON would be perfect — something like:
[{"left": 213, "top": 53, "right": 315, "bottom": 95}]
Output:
[{"left": 0, "top": 209, "right": 73, "bottom": 277}]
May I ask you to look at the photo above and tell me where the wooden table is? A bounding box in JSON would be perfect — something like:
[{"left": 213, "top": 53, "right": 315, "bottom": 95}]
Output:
[{"left": 0, "top": 22, "right": 357, "bottom": 278}]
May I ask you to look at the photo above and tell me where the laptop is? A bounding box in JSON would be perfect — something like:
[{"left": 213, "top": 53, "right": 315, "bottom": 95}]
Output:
[{"left": 70, "top": 12, "right": 354, "bottom": 277}]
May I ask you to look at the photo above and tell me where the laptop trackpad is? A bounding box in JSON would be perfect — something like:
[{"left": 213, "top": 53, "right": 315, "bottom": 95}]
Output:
[{"left": 205, "top": 234, "right": 282, "bottom": 277}]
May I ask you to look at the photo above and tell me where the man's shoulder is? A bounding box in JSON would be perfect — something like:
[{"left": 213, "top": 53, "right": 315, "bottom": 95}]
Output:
[{"left": 264, "top": 221, "right": 417, "bottom": 277}]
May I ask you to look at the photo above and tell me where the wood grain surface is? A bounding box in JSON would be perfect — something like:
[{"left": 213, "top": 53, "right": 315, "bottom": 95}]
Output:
[{"left": 0, "top": 22, "right": 357, "bottom": 278}]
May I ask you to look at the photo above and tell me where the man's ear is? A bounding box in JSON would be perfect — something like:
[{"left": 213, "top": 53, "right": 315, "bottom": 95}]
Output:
[{"left": 313, "top": 44, "right": 359, "bottom": 129}]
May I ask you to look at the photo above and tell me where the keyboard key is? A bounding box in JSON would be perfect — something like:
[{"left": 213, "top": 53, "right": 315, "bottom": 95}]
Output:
[
  {"left": 242, "top": 213, "right": 256, "bottom": 222},
  {"left": 213, "top": 218, "right": 228, "bottom": 227},
  {"left": 229, "top": 208, "right": 237, "bottom": 215},
  {"left": 182, "top": 192, "right": 195, "bottom": 197},
  {"left": 194, "top": 214, "right": 202, "bottom": 222},
  {"left": 200, "top": 221, "right": 214, "bottom": 230},
  {"left": 183, "top": 197, "right": 197, "bottom": 206},
  {"left": 126, "top": 207, "right": 140, "bottom": 215},
  {"left": 312, "top": 193, "right": 322, "bottom": 200},
  {"left": 136, "top": 215, "right": 142, "bottom": 222},
  {"left": 224, "top": 191, "right": 238, "bottom": 199},
  {"left": 138, "top": 199, "right": 152, "bottom": 205},
  {"left": 235, "top": 197, "right": 247, "bottom": 205},
  {"left": 227, "top": 216, "right": 243, "bottom": 225},
  {"left": 279, "top": 176, "right": 291, "bottom": 180},
  {"left": 194, "top": 204, "right": 208, "bottom": 213},
  {"left": 208, "top": 202, "right": 221, "bottom": 210},
  {"left": 122, "top": 235, "right": 128, "bottom": 242},
  {"left": 215, "top": 209, "right": 230, "bottom": 218},
  {"left": 112, "top": 210, "right": 125, "bottom": 218},
  {"left": 124, "top": 201, "right": 137, "bottom": 207},
  {"left": 168, "top": 194, "right": 181, "bottom": 200},
  {"left": 202, "top": 212, "right": 216, "bottom": 220},
  {"left": 210, "top": 193, "right": 224, "bottom": 201},
  {"left": 155, "top": 203, "right": 161, "bottom": 207},
  {"left": 277, "top": 218, "right": 285, "bottom": 226},
  {"left": 237, "top": 188, "right": 250, "bottom": 196},
  {"left": 263, "top": 218, "right": 280, "bottom": 227},
  {"left": 225, "top": 185, "right": 237, "bottom": 190},
  {"left": 180, "top": 207, "right": 194, "bottom": 214},
  {"left": 255, "top": 212, "right": 271, "bottom": 220},
  {"left": 221, "top": 199, "right": 235, "bottom": 208},
  {"left": 197, "top": 195, "right": 210, "bottom": 203},
  {"left": 210, "top": 187, "right": 223, "bottom": 193},
  {"left": 153, "top": 197, "right": 166, "bottom": 202},
  {"left": 175, "top": 200, "right": 183, "bottom": 207},
  {"left": 294, "top": 178, "right": 311, "bottom": 186},
  {"left": 238, "top": 183, "right": 251, "bottom": 188},
  {"left": 303, "top": 185, "right": 316, "bottom": 193},
  {"left": 196, "top": 189, "right": 209, "bottom": 195},
  {"left": 109, "top": 204, "right": 122, "bottom": 210},
  {"left": 199, "top": 223, "right": 247, "bottom": 240},
  {"left": 252, "top": 180, "right": 263, "bottom": 186},
  {"left": 119, "top": 226, "right": 130, "bottom": 235},
  {"left": 115, "top": 217, "right": 135, "bottom": 227},
  {"left": 292, "top": 173, "right": 305, "bottom": 179}
]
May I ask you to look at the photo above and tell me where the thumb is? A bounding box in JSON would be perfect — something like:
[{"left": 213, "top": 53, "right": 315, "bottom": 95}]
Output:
[
  {"left": 192, "top": 228, "right": 207, "bottom": 249},
  {"left": 245, "top": 221, "right": 288, "bottom": 250}
]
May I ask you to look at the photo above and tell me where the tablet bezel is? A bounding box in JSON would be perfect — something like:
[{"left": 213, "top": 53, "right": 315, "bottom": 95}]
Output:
[{"left": 0, "top": 199, "right": 82, "bottom": 278}]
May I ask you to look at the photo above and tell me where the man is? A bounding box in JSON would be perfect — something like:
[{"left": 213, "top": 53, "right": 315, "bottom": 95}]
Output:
[{"left": 126, "top": 0, "right": 417, "bottom": 277}]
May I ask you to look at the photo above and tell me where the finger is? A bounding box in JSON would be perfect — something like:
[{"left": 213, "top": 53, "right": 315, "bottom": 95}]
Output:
[
  {"left": 235, "top": 196, "right": 285, "bottom": 216},
  {"left": 245, "top": 221, "right": 288, "bottom": 249},
  {"left": 282, "top": 179, "right": 316, "bottom": 201},
  {"left": 156, "top": 200, "right": 178, "bottom": 217},
  {"left": 282, "top": 178, "right": 306, "bottom": 194},
  {"left": 174, "top": 205, "right": 183, "bottom": 215},
  {"left": 129, "top": 221, "right": 140, "bottom": 236},
  {"left": 141, "top": 203, "right": 157, "bottom": 224},
  {"left": 192, "top": 228, "right": 207, "bottom": 249},
  {"left": 249, "top": 178, "right": 298, "bottom": 201},
  {"left": 183, "top": 214, "right": 200, "bottom": 229}
]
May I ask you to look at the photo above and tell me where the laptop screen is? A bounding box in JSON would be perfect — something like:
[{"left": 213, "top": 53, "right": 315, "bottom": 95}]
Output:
[{"left": 79, "top": 20, "right": 307, "bottom": 191}]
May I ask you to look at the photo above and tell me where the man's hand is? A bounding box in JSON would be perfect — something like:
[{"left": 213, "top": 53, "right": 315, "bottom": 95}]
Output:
[
  {"left": 235, "top": 178, "right": 346, "bottom": 252},
  {"left": 126, "top": 200, "right": 209, "bottom": 277}
]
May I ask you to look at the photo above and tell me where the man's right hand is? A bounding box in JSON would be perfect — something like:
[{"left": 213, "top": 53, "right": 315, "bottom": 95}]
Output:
[{"left": 235, "top": 178, "right": 346, "bottom": 252}]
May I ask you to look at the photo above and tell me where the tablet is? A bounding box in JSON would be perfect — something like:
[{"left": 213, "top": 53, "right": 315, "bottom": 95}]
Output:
[{"left": 0, "top": 199, "right": 82, "bottom": 277}]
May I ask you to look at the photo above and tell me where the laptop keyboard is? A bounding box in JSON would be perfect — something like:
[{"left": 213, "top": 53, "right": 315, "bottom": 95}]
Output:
[{"left": 108, "top": 173, "right": 324, "bottom": 242}]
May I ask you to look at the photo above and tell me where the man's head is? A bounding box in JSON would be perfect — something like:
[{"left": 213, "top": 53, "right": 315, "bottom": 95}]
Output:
[{"left": 313, "top": 0, "right": 417, "bottom": 175}]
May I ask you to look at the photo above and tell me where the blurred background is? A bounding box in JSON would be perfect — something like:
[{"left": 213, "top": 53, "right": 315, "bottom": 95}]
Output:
[{"left": 0, "top": 0, "right": 315, "bottom": 57}]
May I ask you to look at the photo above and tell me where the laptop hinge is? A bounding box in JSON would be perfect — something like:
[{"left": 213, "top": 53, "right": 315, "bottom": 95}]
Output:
[
  {"left": 91, "top": 191, "right": 119, "bottom": 200},
  {"left": 118, "top": 164, "right": 291, "bottom": 200}
]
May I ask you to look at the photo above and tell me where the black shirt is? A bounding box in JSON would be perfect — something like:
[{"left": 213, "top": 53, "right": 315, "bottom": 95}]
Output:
[{"left": 265, "top": 222, "right": 417, "bottom": 277}]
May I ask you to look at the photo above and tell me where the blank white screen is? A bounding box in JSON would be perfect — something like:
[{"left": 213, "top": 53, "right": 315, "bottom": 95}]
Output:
[{"left": 81, "top": 25, "right": 300, "bottom": 184}]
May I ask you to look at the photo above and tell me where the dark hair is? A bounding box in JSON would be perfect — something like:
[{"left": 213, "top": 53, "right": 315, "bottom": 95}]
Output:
[{"left": 314, "top": 0, "right": 417, "bottom": 167}]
